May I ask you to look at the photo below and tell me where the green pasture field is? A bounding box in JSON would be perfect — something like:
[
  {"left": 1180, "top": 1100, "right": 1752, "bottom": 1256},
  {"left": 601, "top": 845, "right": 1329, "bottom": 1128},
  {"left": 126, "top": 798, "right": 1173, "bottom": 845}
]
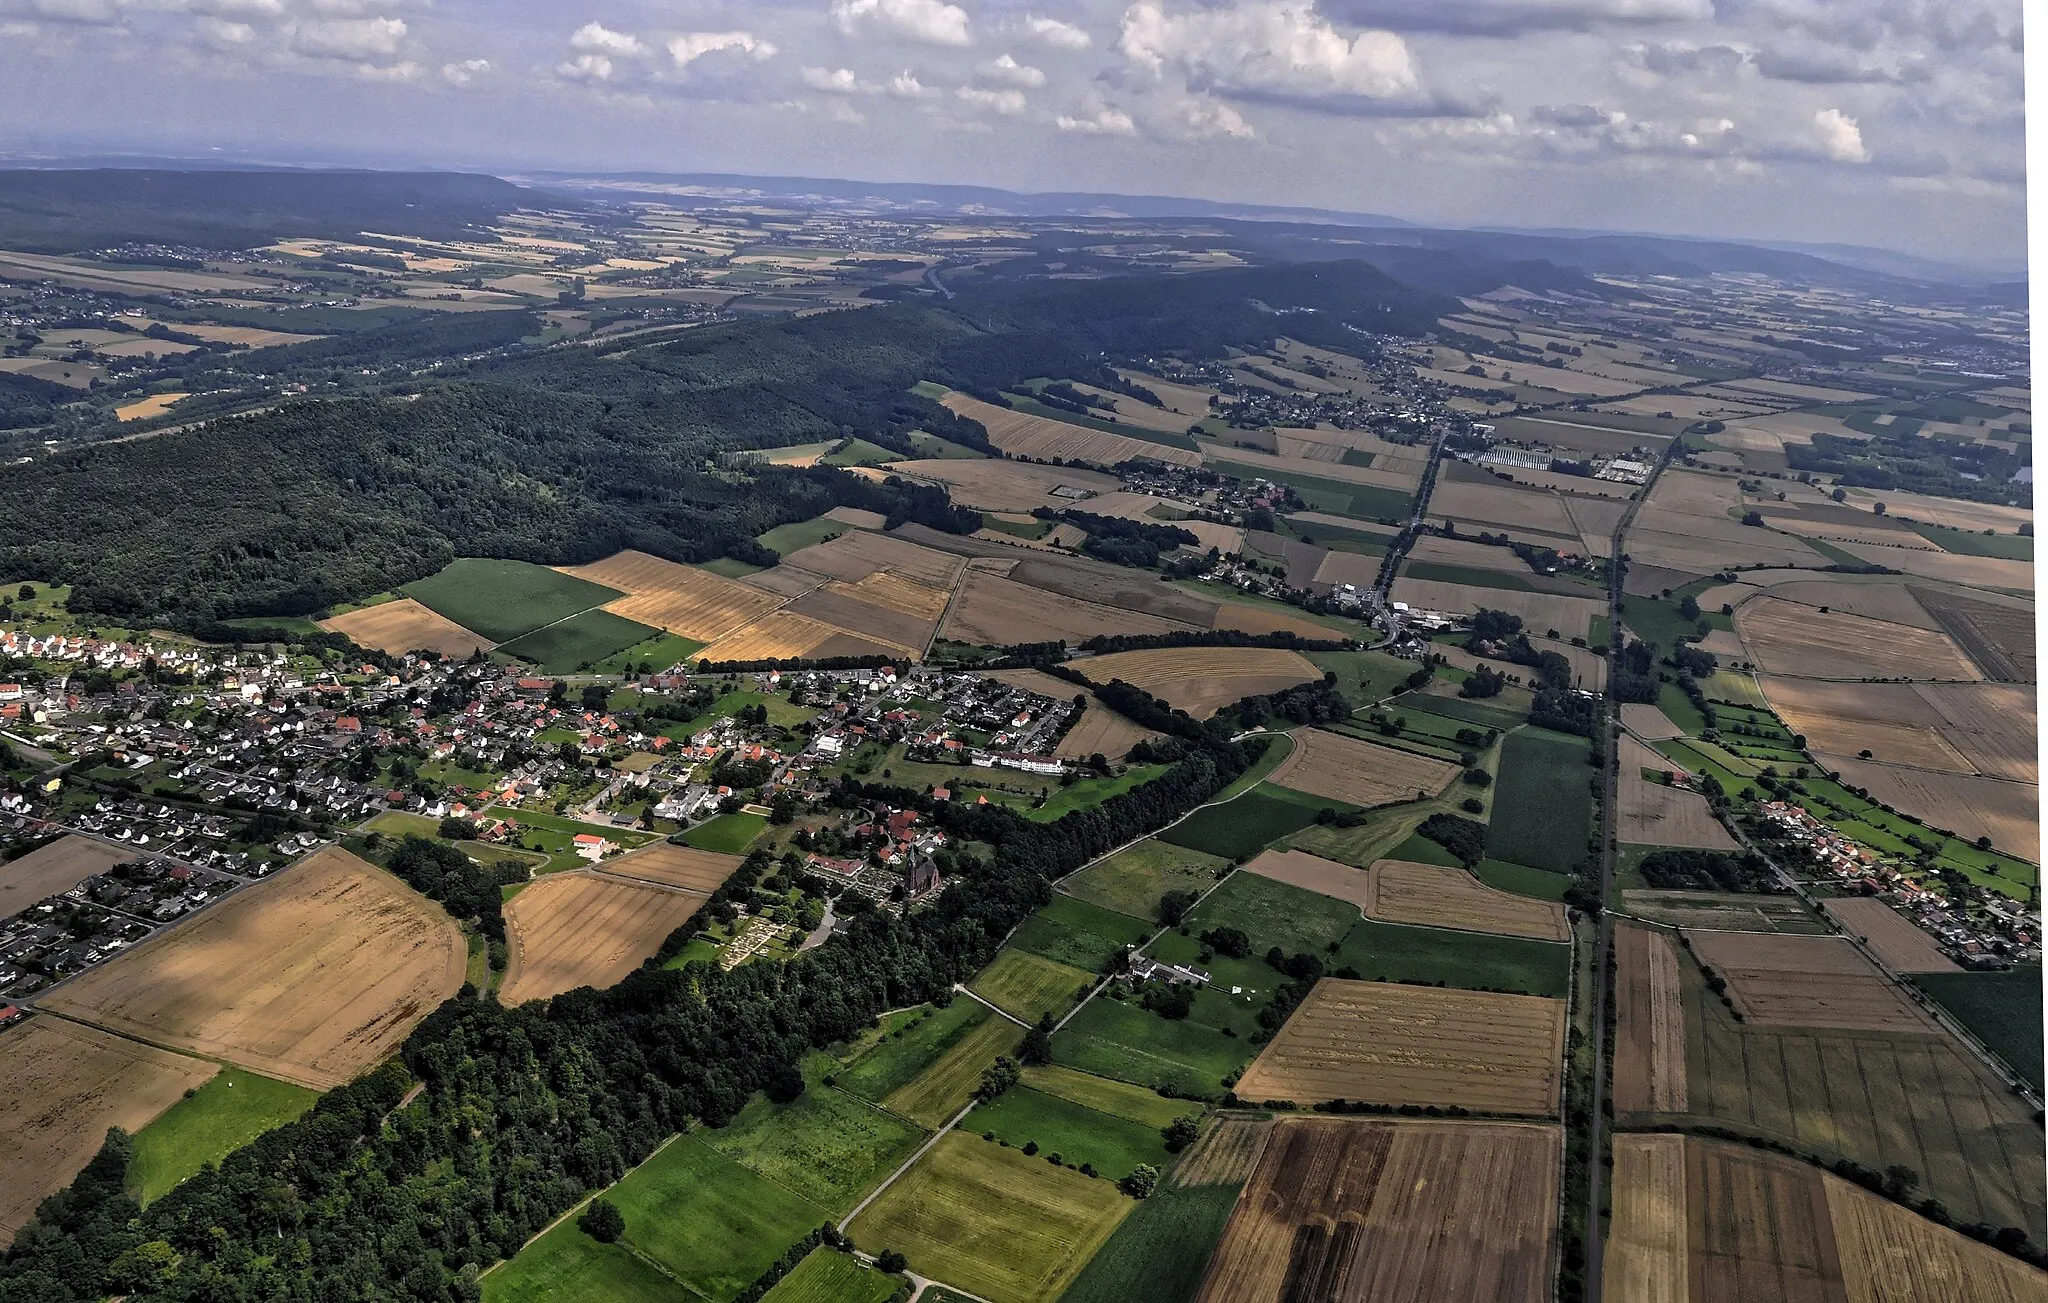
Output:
[
  {"left": 1051, "top": 997, "right": 1252, "bottom": 1098},
  {"left": 700, "top": 556, "right": 768, "bottom": 578},
  {"left": 1679, "top": 948, "right": 2044, "bottom": 1236},
  {"left": 1062, "top": 839, "right": 1227, "bottom": 920},
  {"left": 1326, "top": 720, "right": 1464, "bottom": 764},
  {"left": 1486, "top": 728, "right": 1593, "bottom": 874},
  {"left": 127, "top": 1068, "right": 319, "bottom": 1204},
  {"left": 848, "top": 1132, "right": 1132, "bottom": 1303},
  {"left": 366, "top": 811, "right": 556, "bottom": 874},
  {"left": 481, "top": 1216, "right": 678, "bottom": 1303},
  {"left": 220, "top": 614, "right": 326, "bottom": 637},
  {"left": 1276, "top": 514, "right": 1395, "bottom": 556},
  {"left": 1159, "top": 785, "right": 1335, "bottom": 860},
  {"left": 967, "top": 1087, "right": 1172, "bottom": 1180},
  {"left": 1180, "top": 869, "right": 1360, "bottom": 958},
  {"left": 1025, "top": 764, "right": 1171, "bottom": 823},
  {"left": 674, "top": 688, "right": 817, "bottom": 734},
  {"left": 825, "top": 438, "right": 903, "bottom": 466},
  {"left": 1388, "top": 831, "right": 1462, "bottom": 867},
  {"left": 881, "top": 1011, "right": 1024, "bottom": 1128},
  {"left": 1058, "top": 1181, "right": 1242, "bottom": 1303},
  {"left": 1308, "top": 649, "right": 1416, "bottom": 708},
  {"left": 588, "top": 631, "right": 705, "bottom": 676},
  {"left": 497, "top": 608, "right": 662, "bottom": 674},
  {"left": 1619, "top": 592, "right": 1733, "bottom": 653},
  {"left": 1019, "top": 1064, "right": 1192, "bottom": 1129},
  {"left": 703, "top": 1082, "right": 926, "bottom": 1216},
  {"left": 837, "top": 1000, "right": 988, "bottom": 1102},
  {"left": 1905, "top": 523, "right": 2032, "bottom": 559},
  {"left": 1391, "top": 691, "right": 1525, "bottom": 731},
  {"left": 1009, "top": 895, "right": 1154, "bottom": 973},
  {"left": 404, "top": 558, "right": 620, "bottom": 644},
  {"left": 1334, "top": 918, "right": 1570, "bottom": 997},
  {"left": 1913, "top": 968, "right": 2044, "bottom": 1093},
  {"left": 983, "top": 515, "right": 1054, "bottom": 539},
  {"left": 758, "top": 516, "right": 850, "bottom": 555},
  {"left": 1657, "top": 680, "right": 1710, "bottom": 736},
  {"left": 761, "top": 1248, "right": 901, "bottom": 1303},
  {"left": 476, "top": 806, "right": 655, "bottom": 873},
  {"left": 971, "top": 947, "right": 1095, "bottom": 1023},
  {"left": 1475, "top": 858, "right": 1574, "bottom": 901},
  {"left": 683, "top": 812, "right": 768, "bottom": 853},
  {"left": 907, "top": 430, "right": 987, "bottom": 459}
]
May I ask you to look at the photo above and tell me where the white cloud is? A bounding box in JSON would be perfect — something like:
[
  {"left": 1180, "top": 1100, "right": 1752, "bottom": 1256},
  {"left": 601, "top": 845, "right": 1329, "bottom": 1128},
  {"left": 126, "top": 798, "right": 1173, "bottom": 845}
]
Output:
[
  {"left": 831, "top": 0, "right": 970, "bottom": 47},
  {"left": 1813, "top": 107, "right": 1868, "bottom": 162},
  {"left": 801, "top": 64, "right": 861, "bottom": 92},
  {"left": 440, "top": 56, "right": 488, "bottom": 85},
  {"left": 981, "top": 53, "right": 1045, "bottom": 87},
  {"left": 1057, "top": 105, "right": 1136, "bottom": 132},
  {"left": 290, "top": 14, "right": 404, "bottom": 60},
  {"left": 1120, "top": 1, "right": 1420, "bottom": 106},
  {"left": 193, "top": 13, "right": 252, "bottom": 45},
  {"left": 355, "top": 58, "right": 419, "bottom": 80},
  {"left": 568, "top": 21, "right": 644, "bottom": 57},
  {"left": 6, "top": 0, "right": 125, "bottom": 24},
  {"left": 1020, "top": 14, "right": 1091, "bottom": 48},
  {"left": 668, "top": 30, "right": 775, "bottom": 68},
  {"left": 957, "top": 84, "right": 1027, "bottom": 113},
  {"left": 556, "top": 51, "right": 613, "bottom": 81},
  {"left": 888, "top": 70, "right": 930, "bottom": 95},
  {"left": 1168, "top": 94, "right": 1257, "bottom": 138}
]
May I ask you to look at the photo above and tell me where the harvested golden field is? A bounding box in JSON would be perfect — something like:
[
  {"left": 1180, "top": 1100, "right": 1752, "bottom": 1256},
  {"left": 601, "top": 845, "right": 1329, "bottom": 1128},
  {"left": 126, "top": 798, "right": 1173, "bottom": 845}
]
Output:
[
  {"left": 1409, "top": 533, "right": 1549, "bottom": 573},
  {"left": 941, "top": 569, "right": 1187, "bottom": 646},
  {"left": 1688, "top": 1139, "right": 1852, "bottom": 1301},
  {"left": 113, "top": 391, "right": 189, "bottom": 421},
  {"left": 1839, "top": 544, "right": 2034, "bottom": 592},
  {"left": 602, "top": 841, "right": 743, "bottom": 893},
  {"left": 1391, "top": 577, "right": 1605, "bottom": 640},
  {"left": 1911, "top": 587, "right": 2035, "bottom": 682},
  {"left": 1684, "top": 932, "right": 1934, "bottom": 1034},
  {"left": 1233, "top": 979, "right": 1565, "bottom": 1113},
  {"left": 1204, "top": 445, "right": 1420, "bottom": 493},
  {"left": 500, "top": 873, "right": 705, "bottom": 1005},
  {"left": 1242, "top": 848, "right": 1372, "bottom": 909},
  {"left": 941, "top": 390, "right": 1202, "bottom": 468},
  {"left": 1603, "top": 1134, "right": 1688, "bottom": 1303},
  {"left": 738, "top": 564, "right": 830, "bottom": 599},
  {"left": 0, "top": 834, "right": 130, "bottom": 923},
  {"left": 1207, "top": 600, "right": 1348, "bottom": 641},
  {"left": 1826, "top": 1167, "right": 2048, "bottom": 1303},
  {"left": 1620, "top": 703, "right": 1686, "bottom": 740},
  {"left": 700, "top": 608, "right": 887, "bottom": 662},
  {"left": 883, "top": 457, "right": 1121, "bottom": 512},
  {"left": 1195, "top": 1117, "right": 1559, "bottom": 1303},
  {"left": 1820, "top": 898, "right": 1959, "bottom": 973},
  {"left": 1430, "top": 477, "right": 1581, "bottom": 538},
  {"left": 824, "top": 505, "right": 888, "bottom": 529},
  {"left": 1368, "top": 859, "right": 1570, "bottom": 941},
  {"left": 783, "top": 529, "right": 969, "bottom": 589},
  {"left": 842, "top": 569, "right": 951, "bottom": 621},
  {"left": 1619, "top": 736, "right": 1739, "bottom": 849},
  {"left": 1746, "top": 578, "right": 1942, "bottom": 630},
  {"left": 1812, "top": 759, "right": 2038, "bottom": 863},
  {"left": 1171, "top": 1116, "right": 1271, "bottom": 1187},
  {"left": 1079, "top": 646, "right": 1319, "bottom": 717},
  {"left": 320, "top": 597, "right": 493, "bottom": 658},
  {"left": 786, "top": 584, "right": 936, "bottom": 655},
  {"left": 1613, "top": 924, "right": 1688, "bottom": 1115},
  {"left": 1269, "top": 727, "right": 1459, "bottom": 807},
  {"left": 0, "top": 1017, "right": 217, "bottom": 1245},
  {"left": 1736, "top": 598, "right": 1980, "bottom": 681},
  {"left": 1762, "top": 679, "right": 1980, "bottom": 772},
  {"left": 42, "top": 847, "right": 464, "bottom": 1089},
  {"left": 1910, "top": 682, "right": 2038, "bottom": 782},
  {"left": 1308, "top": 549, "right": 1383, "bottom": 590},
  {"left": 1079, "top": 490, "right": 1244, "bottom": 553},
  {"left": 561, "top": 550, "right": 782, "bottom": 643}
]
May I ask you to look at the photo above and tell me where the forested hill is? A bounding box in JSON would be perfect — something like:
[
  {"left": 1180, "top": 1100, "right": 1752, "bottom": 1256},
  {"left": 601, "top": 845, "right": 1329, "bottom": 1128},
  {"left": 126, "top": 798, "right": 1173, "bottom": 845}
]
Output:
[
  {"left": 0, "top": 259, "right": 1459, "bottom": 625},
  {"left": 0, "top": 168, "right": 539, "bottom": 252}
]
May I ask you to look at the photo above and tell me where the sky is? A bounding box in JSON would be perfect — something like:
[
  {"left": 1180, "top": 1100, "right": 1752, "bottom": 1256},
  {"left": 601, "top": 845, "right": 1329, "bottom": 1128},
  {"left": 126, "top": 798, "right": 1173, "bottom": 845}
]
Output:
[{"left": 0, "top": 0, "right": 2027, "bottom": 265}]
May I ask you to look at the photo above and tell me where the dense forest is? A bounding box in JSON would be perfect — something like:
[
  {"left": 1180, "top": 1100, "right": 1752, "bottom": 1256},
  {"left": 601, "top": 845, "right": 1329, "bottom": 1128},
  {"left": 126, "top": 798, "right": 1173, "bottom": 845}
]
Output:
[
  {"left": 0, "top": 732, "right": 1259, "bottom": 1302},
  {"left": 0, "top": 260, "right": 1455, "bottom": 626}
]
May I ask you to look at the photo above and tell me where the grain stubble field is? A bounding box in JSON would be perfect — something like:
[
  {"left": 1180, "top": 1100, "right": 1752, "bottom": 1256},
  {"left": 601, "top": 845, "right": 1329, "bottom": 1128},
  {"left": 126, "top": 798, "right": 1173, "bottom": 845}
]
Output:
[
  {"left": 499, "top": 872, "right": 706, "bottom": 1004},
  {"left": 1267, "top": 727, "right": 1459, "bottom": 807}
]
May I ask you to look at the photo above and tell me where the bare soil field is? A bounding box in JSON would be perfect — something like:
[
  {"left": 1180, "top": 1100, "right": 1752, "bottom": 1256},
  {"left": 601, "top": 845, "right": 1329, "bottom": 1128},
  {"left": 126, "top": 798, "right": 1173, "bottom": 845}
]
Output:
[
  {"left": 1241, "top": 848, "right": 1372, "bottom": 908},
  {"left": 1683, "top": 932, "right": 1935, "bottom": 1034},
  {"left": 1308, "top": 549, "right": 1382, "bottom": 589},
  {"left": 320, "top": 597, "right": 494, "bottom": 658},
  {"left": 1825, "top": 1168, "right": 2048, "bottom": 1303},
  {"left": 1613, "top": 925, "right": 1688, "bottom": 1115},
  {"left": 786, "top": 584, "right": 932, "bottom": 655},
  {"left": 602, "top": 841, "right": 743, "bottom": 893},
  {"left": 1289, "top": 510, "right": 1400, "bottom": 538},
  {"left": 1603, "top": 1133, "right": 1689, "bottom": 1303},
  {"left": 1195, "top": 1117, "right": 1559, "bottom": 1303},
  {"left": 1081, "top": 646, "right": 1320, "bottom": 717},
  {"left": 841, "top": 570, "right": 951, "bottom": 621},
  {"left": 738, "top": 564, "right": 830, "bottom": 599},
  {"left": 562, "top": 551, "right": 782, "bottom": 643},
  {"left": 1207, "top": 600, "right": 1348, "bottom": 641},
  {"left": 1812, "top": 758, "right": 2038, "bottom": 861},
  {"left": 882, "top": 457, "right": 1121, "bottom": 512},
  {"left": 1390, "top": 577, "right": 1605, "bottom": 640},
  {"left": 42, "top": 847, "right": 464, "bottom": 1089},
  {"left": 1269, "top": 727, "right": 1459, "bottom": 807},
  {"left": 1912, "top": 587, "right": 2036, "bottom": 682},
  {"left": 500, "top": 873, "right": 704, "bottom": 1004},
  {"left": 1409, "top": 534, "right": 1542, "bottom": 573},
  {"left": 941, "top": 391, "right": 1203, "bottom": 467},
  {"left": 824, "top": 505, "right": 888, "bottom": 529},
  {"left": 1910, "top": 682, "right": 2038, "bottom": 781},
  {"left": 1686, "top": 1139, "right": 1851, "bottom": 1301},
  {"left": 1170, "top": 1116, "right": 1271, "bottom": 1187},
  {"left": 1234, "top": 979, "right": 1565, "bottom": 1112},
  {"left": 1430, "top": 478, "right": 1582, "bottom": 539},
  {"left": 1620, "top": 703, "right": 1686, "bottom": 740},
  {"left": 0, "top": 1017, "right": 218, "bottom": 1244},
  {"left": 1368, "top": 860, "right": 1570, "bottom": 941},
  {"left": 1619, "top": 736, "right": 1740, "bottom": 849},
  {"left": 1762, "top": 679, "right": 2032, "bottom": 777},
  {"left": 783, "top": 529, "right": 969, "bottom": 590},
  {"left": 941, "top": 570, "right": 1187, "bottom": 646},
  {"left": 1736, "top": 598, "right": 1980, "bottom": 681},
  {"left": 1840, "top": 544, "right": 2034, "bottom": 592},
  {"left": 114, "top": 391, "right": 190, "bottom": 421},
  {"left": 0, "top": 834, "right": 131, "bottom": 923},
  {"left": 1820, "top": 899, "right": 1959, "bottom": 973}
]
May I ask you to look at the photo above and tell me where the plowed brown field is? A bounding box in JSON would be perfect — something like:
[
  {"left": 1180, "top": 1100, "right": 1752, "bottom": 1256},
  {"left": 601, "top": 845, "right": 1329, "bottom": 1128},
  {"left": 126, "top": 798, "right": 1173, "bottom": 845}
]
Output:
[
  {"left": 561, "top": 550, "right": 782, "bottom": 642},
  {"left": 1194, "top": 1117, "right": 1558, "bottom": 1303},
  {"left": 942, "top": 570, "right": 1189, "bottom": 646},
  {"left": 320, "top": 598, "right": 493, "bottom": 657},
  {"left": 1268, "top": 727, "right": 1459, "bottom": 807},
  {"left": 1619, "top": 736, "right": 1738, "bottom": 849},
  {"left": 41, "top": 847, "right": 463, "bottom": 1089},
  {"left": 499, "top": 873, "right": 705, "bottom": 1004},
  {"left": 1736, "top": 598, "right": 1980, "bottom": 681},
  {"left": 1233, "top": 978, "right": 1565, "bottom": 1113},
  {"left": 1684, "top": 932, "right": 1935, "bottom": 1033},
  {"left": 1613, "top": 924, "right": 1688, "bottom": 1114}
]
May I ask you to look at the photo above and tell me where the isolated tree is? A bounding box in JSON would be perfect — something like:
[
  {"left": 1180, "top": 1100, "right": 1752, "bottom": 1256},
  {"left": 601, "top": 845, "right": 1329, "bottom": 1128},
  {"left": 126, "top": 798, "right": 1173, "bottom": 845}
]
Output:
[
  {"left": 1121, "top": 1165, "right": 1160, "bottom": 1198},
  {"left": 1162, "top": 1116, "right": 1200, "bottom": 1152},
  {"left": 977, "top": 1056, "right": 1021, "bottom": 1100},
  {"left": 579, "top": 1200, "right": 624, "bottom": 1243}
]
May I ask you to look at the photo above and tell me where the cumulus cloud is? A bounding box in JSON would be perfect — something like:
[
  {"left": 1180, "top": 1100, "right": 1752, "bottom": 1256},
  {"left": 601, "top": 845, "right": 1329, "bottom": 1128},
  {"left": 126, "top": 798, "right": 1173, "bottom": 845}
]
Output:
[
  {"left": 1164, "top": 94, "right": 1257, "bottom": 138},
  {"left": 957, "top": 85, "right": 1027, "bottom": 113},
  {"left": 801, "top": 64, "right": 861, "bottom": 92},
  {"left": 290, "top": 14, "right": 403, "bottom": 60},
  {"left": 440, "top": 56, "right": 488, "bottom": 85},
  {"left": 1020, "top": 14, "right": 1092, "bottom": 48},
  {"left": 1812, "top": 106, "right": 1867, "bottom": 162},
  {"left": 1325, "top": 0, "right": 1711, "bottom": 36},
  {"left": 1120, "top": 0, "right": 1422, "bottom": 110},
  {"left": 668, "top": 30, "right": 775, "bottom": 68},
  {"left": 831, "top": 0, "right": 970, "bottom": 47},
  {"left": 980, "top": 53, "right": 1045, "bottom": 87},
  {"left": 556, "top": 52, "right": 613, "bottom": 81},
  {"left": 1056, "top": 105, "right": 1137, "bottom": 132},
  {"left": 568, "top": 21, "right": 645, "bottom": 58}
]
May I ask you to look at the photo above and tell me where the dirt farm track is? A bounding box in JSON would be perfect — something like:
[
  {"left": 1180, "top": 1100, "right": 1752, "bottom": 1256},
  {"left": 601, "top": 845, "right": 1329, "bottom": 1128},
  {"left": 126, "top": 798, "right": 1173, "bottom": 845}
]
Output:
[{"left": 39, "top": 846, "right": 465, "bottom": 1089}]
